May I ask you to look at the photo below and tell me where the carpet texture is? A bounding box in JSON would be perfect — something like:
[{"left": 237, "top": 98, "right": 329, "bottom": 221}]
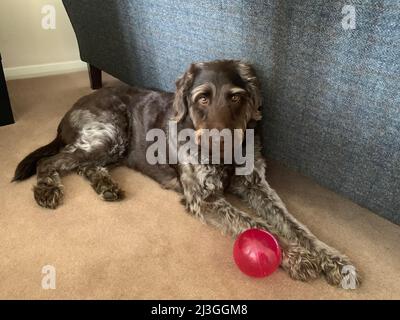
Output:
[{"left": 0, "top": 72, "right": 399, "bottom": 299}]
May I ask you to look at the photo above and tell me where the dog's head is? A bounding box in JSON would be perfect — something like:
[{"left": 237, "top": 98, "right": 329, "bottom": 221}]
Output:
[{"left": 173, "top": 60, "right": 262, "bottom": 149}]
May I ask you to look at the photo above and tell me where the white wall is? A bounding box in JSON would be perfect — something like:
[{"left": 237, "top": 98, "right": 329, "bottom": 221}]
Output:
[{"left": 0, "top": 0, "right": 85, "bottom": 79}]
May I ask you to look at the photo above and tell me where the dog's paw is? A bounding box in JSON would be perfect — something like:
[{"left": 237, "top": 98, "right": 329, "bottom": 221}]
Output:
[
  {"left": 321, "top": 253, "right": 361, "bottom": 289},
  {"left": 33, "top": 182, "right": 64, "bottom": 209},
  {"left": 99, "top": 184, "right": 125, "bottom": 201},
  {"left": 161, "top": 177, "right": 183, "bottom": 193},
  {"left": 281, "top": 245, "right": 322, "bottom": 282}
]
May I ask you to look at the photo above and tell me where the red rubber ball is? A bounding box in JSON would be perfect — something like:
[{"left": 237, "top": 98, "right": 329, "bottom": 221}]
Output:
[{"left": 233, "top": 228, "right": 281, "bottom": 278}]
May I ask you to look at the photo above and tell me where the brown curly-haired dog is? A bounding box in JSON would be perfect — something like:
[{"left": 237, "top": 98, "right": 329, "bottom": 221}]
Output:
[{"left": 13, "top": 60, "right": 360, "bottom": 288}]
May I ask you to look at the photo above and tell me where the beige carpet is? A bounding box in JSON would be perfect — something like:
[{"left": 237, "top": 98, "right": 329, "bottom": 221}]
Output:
[{"left": 0, "top": 71, "right": 399, "bottom": 299}]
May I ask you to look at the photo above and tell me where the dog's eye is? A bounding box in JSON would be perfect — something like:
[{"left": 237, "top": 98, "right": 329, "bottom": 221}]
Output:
[
  {"left": 231, "top": 94, "right": 241, "bottom": 103},
  {"left": 198, "top": 95, "right": 209, "bottom": 106}
]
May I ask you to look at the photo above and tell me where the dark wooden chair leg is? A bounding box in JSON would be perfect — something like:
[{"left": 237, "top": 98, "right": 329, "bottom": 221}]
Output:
[
  {"left": 0, "top": 54, "right": 15, "bottom": 126},
  {"left": 87, "top": 64, "right": 102, "bottom": 89}
]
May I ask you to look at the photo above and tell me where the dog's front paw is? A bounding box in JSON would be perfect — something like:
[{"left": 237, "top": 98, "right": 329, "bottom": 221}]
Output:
[
  {"left": 321, "top": 252, "right": 361, "bottom": 289},
  {"left": 281, "top": 245, "right": 322, "bottom": 282},
  {"left": 99, "top": 184, "right": 125, "bottom": 201},
  {"left": 33, "top": 182, "right": 64, "bottom": 209}
]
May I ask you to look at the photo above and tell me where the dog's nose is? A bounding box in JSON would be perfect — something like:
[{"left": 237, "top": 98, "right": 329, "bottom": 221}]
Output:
[
  {"left": 195, "top": 129, "right": 226, "bottom": 152},
  {"left": 195, "top": 129, "right": 223, "bottom": 143},
  {"left": 195, "top": 128, "right": 244, "bottom": 146},
  {"left": 195, "top": 129, "right": 204, "bottom": 145}
]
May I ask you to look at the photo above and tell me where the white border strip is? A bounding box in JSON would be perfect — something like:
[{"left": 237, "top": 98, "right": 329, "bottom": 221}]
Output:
[{"left": 4, "top": 60, "right": 87, "bottom": 80}]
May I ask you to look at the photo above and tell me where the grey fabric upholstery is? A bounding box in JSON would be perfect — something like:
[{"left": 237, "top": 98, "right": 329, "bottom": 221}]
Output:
[{"left": 63, "top": 0, "right": 399, "bottom": 225}]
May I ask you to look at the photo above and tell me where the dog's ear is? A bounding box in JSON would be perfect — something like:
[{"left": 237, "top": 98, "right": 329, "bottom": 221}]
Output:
[
  {"left": 173, "top": 63, "right": 198, "bottom": 122},
  {"left": 236, "top": 61, "right": 262, "bottom": 121}
]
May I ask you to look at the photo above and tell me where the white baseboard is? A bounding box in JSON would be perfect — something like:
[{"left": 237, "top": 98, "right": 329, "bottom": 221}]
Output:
[{"left": 4, "top": 60, "right": 87, "bottom": 80}]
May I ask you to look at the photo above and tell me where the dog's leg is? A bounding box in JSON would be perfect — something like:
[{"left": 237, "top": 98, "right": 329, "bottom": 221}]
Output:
[
  {"left": 229, "top": 152, "right": 361, "bottom": 288},
  {"left": 34, "top": 151, "right": 79, "bottom": 209},
  {"left": 179, "top": 164, "right": 310, "bottom": 275},
  {"left": 77, "top": 166, "right": 124, "bottom": 201},
  {"left": 180, "top": 164, "right": 278, "bottom": 231}
]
